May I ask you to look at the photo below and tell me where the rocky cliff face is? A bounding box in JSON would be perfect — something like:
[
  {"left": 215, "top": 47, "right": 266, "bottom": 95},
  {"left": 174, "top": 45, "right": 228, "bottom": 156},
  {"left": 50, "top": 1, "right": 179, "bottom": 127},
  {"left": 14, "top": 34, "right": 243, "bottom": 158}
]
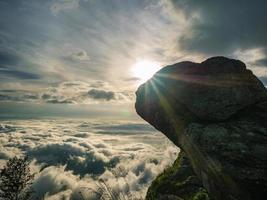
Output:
[{"left": 135, "top": 57, "right": 267, "bottom": 200}]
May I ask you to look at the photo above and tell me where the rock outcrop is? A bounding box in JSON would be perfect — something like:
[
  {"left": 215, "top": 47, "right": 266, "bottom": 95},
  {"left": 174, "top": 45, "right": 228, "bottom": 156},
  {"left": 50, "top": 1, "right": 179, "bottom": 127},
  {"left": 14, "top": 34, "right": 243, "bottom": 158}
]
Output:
[{"left": 135, "top": 57, "right": 267, "bottom": 200}]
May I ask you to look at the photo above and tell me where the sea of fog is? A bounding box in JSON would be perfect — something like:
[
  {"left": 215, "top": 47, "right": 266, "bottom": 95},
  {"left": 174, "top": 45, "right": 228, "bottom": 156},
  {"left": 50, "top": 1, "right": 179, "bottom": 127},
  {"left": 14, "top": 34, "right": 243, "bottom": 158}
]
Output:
[{"left": 0, "top": 119, "right": 179, "bottom": 199}]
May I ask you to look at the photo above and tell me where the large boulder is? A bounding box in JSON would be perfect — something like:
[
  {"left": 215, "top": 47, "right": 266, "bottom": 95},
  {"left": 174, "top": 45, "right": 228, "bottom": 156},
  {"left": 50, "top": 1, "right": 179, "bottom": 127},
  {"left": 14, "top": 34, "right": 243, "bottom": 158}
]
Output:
[{"left": 135, "top": 57, "right": 267, "bottom": 200}]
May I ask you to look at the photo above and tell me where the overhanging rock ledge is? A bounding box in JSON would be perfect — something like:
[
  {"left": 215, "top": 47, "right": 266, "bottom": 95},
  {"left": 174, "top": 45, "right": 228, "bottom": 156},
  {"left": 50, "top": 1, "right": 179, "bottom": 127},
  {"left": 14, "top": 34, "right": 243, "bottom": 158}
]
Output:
[{"left": 135, "top": 56, "right": 267, "bottom": 200}]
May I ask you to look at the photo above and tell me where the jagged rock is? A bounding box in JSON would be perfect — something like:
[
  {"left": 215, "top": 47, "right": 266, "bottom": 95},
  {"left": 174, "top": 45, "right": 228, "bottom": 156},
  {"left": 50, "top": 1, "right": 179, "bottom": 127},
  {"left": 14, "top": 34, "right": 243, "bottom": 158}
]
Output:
[{"left": 135, "top": 57, "right": 267, "bottom": 200}]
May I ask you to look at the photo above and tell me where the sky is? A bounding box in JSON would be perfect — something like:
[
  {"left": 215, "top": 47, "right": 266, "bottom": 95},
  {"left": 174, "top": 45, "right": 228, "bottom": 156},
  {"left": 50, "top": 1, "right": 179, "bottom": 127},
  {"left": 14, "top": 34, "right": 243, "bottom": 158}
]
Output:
[{"left": 0, "top": 0, "right": 267, "bottom": 118}]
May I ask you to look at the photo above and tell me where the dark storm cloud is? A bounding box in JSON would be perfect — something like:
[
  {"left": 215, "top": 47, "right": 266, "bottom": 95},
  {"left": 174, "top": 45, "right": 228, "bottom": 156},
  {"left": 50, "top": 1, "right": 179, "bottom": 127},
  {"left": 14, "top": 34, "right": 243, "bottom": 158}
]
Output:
[
  {"left": 171, "top": 0, "right": 267, "bottom": 55},
  {"left": 87, "top": 89, "right": 115, "bottom": 101}
]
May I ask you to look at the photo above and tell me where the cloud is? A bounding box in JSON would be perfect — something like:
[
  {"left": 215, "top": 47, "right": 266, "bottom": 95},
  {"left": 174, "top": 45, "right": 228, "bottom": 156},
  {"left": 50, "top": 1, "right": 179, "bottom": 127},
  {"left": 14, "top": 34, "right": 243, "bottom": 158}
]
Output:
[
  {"left": 71, "top": 50, "right": 90, "bottom": 61},
  {"left": 45, "top": 99, "right": 74, "bottom": 104},
  {"left": 47, "top": 81, "right": 133, "bottom": 103},
  {"left": 0, "top": 148, "right": 16, "bottom": 160},
  {"left": 0, "top": 51, "right": 20, "bottom": 67},
  {"left": 254, "top": 58, "right": 267, "bottom": 67},
  {"left": 0, "top": 124, "right": 16, "bottom": 133},
  {"left": 124, "top": 77, "right": 142, "bottom": 82},
  {"left": 23, "top": 93, "right": 39, "bottom": 100},
  {"left": 0, "top": 51, "right": 41, "bottom": 80},
  {"left": 0, "top": 94, "right": 21, "bottom": 102},
  {"left": 41, "top": 81, "right": 132, "bottom": 104},
  {"left": 0, "top": 90, "right": 40, "bottom": 103},
  {"left": 98, "top": 145, "right": 179, "bottom": 198},
  {"left": 50, "top": 0, "right": 81, "bottom": 15},
  {"left": 0, "top": 69, "right": 41, "bottom": 80},
  {"left": 171, "top": 0, "right": 267, "bottom": 55},
  {"left": 87, "top": 89, "right": 115, "bottom": 101},
  {"left": 0, "top": 80, "right": 133, "bottom": 104},
  {"left": 32, "top": 165, "right": 80, "bottom": 198},
  {"left": 2, "top": 0, "right": 267, "bottom": 96},
  {"left": 0, "top": 119, "right": 179, "bottom": 199},
  {"left": 0, "top": 0, "right": 186, "bottom": 94},
  {"left": 28, "top": 142, "right": 119, "bottom": 176},
  {"left": 93, "top": 122, "right": 157, "bottom": 134}
]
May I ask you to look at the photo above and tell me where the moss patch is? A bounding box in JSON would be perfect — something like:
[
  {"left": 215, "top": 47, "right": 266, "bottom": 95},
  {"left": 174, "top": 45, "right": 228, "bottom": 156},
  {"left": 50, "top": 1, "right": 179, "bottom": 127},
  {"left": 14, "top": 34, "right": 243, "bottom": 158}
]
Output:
[{"left": 146, "top": 152, "right": 210, "bottom": 200}]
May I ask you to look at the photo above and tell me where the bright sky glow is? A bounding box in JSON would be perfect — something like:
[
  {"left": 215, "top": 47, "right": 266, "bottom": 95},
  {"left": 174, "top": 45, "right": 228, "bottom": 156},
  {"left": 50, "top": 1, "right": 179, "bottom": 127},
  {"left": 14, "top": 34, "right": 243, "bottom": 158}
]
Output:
[
  {"left": 131, "top": 60, "right": 161, "bottom": 83},
  {"left": 0, "top": 0, "right": 266, "bottom": 110}
]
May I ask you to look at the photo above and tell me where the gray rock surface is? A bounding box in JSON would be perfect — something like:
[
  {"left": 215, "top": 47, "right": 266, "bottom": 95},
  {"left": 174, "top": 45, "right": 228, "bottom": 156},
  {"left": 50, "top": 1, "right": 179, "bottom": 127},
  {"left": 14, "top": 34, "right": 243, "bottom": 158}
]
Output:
[{"left": 135, "top": 57, "right": 267, "bottom": 200}]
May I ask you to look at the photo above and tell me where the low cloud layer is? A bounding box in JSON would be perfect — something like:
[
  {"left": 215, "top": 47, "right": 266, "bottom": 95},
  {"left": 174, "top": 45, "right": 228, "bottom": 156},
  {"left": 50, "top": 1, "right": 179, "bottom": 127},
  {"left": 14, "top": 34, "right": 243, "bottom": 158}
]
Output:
[
  {"left": 87, "top": 89, "right": 115, "bottom": 101},
  {"left": 0, "top": 80, "right": 134, "bottom": 104},
  {"left": 0, "top": 119, "right": 178, "bottom": 199}
]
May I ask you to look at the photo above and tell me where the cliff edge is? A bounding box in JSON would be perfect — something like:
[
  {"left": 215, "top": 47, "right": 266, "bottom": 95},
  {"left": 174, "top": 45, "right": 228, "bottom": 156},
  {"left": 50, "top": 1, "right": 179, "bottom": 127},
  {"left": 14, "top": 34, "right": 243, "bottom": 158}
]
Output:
[{"left": 135, "top": 57, "right": 267, "bottom": 200}]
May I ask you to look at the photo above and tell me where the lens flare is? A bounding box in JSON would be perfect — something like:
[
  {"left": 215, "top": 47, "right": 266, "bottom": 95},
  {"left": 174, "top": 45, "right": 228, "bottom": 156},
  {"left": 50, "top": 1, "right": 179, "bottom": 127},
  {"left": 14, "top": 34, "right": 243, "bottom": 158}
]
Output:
[{"left": 131, "top": 60, "right": 161, "bottom": 83}]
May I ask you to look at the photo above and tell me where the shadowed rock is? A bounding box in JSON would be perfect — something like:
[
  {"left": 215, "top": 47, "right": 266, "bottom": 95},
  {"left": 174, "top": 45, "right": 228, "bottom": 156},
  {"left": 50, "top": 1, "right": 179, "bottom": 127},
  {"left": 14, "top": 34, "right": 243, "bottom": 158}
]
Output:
[
  {"left": 135, "top": 57, "right": 267, "bottom": 200},
  {"left": 146, "top": 151, "right": 209, "bottom": 200}
]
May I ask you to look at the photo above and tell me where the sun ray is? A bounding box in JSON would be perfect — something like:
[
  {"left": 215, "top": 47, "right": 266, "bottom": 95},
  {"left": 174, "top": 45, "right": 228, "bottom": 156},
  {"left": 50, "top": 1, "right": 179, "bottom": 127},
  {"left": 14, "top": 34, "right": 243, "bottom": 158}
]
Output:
[{"left": 131, "top": 60, "right": 161, "bottom": 83}]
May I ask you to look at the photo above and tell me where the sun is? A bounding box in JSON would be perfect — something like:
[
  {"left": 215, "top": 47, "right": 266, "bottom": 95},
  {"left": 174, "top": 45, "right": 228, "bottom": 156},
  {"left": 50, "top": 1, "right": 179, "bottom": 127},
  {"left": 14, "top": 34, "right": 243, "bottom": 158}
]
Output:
[{"left": 131, "top": 59, "right": 161, "bottom": 83}]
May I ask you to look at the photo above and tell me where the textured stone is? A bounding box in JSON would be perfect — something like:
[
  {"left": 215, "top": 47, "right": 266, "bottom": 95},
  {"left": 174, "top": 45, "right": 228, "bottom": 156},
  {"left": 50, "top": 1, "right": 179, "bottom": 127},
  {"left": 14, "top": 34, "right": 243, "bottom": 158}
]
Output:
[
  {"left": 135, "top": 57, "right": 267, "bottom": 200},
  {"left": 137, "top": 56, "right": 267, "bottom": 121}
]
